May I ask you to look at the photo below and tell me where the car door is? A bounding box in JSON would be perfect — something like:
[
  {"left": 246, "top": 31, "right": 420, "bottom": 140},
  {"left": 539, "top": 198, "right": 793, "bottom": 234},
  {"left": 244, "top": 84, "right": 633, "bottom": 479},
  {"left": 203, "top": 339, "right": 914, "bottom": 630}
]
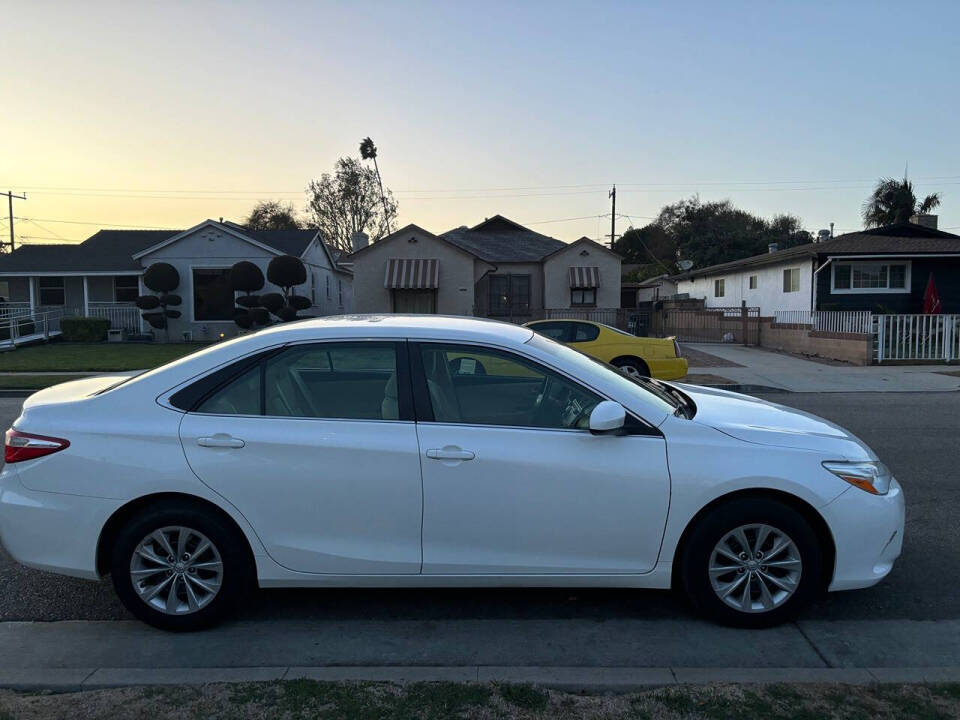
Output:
[
  {"left": 179, "top": 341, "right": 423, "bottom": 575},
  {"left": 412, "top": 341, "right": 671, "bottom": 575}
]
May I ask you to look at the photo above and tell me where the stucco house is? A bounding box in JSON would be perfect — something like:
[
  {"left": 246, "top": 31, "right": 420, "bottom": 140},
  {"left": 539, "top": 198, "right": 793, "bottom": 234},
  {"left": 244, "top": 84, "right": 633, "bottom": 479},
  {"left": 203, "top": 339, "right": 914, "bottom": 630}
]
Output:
[
  {"left": 671, "top": 222, "right": 960, "bottom": 317},
  {"left": 0, "top": 219, "right": 352, "bottom": 341},
  {"left": 350, "top": 216, "right": 621, "bottom": 321}
]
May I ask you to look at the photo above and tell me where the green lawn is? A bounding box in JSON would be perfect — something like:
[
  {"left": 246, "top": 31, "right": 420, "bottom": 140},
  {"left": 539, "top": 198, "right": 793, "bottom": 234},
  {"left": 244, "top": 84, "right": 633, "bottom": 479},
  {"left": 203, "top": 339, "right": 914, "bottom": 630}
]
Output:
[
  {"left": 1, "top": 680, "right": 959, "bottom": 719},
  {"left": 0, "top": 342, "right": 210, "bottom": 372}
]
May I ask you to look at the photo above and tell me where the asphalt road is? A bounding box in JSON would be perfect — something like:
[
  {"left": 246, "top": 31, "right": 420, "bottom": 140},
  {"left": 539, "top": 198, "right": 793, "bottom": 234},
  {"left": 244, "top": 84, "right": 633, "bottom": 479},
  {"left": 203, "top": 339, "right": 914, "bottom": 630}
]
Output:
[{"left": 0, "top": 391, "right": 956, "bottom": 624}]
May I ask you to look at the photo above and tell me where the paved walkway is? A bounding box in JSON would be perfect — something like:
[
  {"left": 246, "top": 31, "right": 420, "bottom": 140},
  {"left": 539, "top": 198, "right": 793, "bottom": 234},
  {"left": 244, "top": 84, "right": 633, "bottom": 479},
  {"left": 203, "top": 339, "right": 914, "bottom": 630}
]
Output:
[
  {"left": 684, "top": 344, "right": 960, "bottom": 392},
  {"left": 1, "top": 618, "right": 958, "bottom": 689}
]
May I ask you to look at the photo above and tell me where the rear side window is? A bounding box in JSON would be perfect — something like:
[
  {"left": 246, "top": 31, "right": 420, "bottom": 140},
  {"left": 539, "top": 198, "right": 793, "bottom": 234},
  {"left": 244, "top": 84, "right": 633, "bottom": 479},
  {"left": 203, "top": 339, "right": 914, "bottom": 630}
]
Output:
[
  {"left": 571, "top": 323, "right": 599, "bottom": 342},
  {"left": 184, "top": 342, "right": 409, "bottom": 421},
  {"left": 528, "top": 322, "right": 571, "bottom": 342}
]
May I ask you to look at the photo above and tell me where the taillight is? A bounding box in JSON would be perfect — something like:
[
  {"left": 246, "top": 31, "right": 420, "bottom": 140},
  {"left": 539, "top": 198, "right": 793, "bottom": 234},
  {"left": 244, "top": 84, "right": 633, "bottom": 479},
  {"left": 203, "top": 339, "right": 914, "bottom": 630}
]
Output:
[{"left": 4, "top": 428, "right": 70, "bottom": 463}]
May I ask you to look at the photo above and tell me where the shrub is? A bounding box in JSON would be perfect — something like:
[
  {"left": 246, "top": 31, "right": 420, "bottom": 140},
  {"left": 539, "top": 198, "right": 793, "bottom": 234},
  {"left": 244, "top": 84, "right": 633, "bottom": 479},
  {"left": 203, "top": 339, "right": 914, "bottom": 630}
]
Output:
[{"left": 60, "top": 316, "right": 111, "bottom": 342}]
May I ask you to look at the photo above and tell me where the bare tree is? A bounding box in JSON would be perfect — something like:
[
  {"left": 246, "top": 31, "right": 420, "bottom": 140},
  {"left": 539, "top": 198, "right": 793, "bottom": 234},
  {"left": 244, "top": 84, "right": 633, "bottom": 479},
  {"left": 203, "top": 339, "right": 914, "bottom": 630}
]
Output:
[
  {"left": 305, "top": 157, "right": 398, "bottom": 254},
  {"left": 243, "top": 200, "right": 302, "bottom": 230}
]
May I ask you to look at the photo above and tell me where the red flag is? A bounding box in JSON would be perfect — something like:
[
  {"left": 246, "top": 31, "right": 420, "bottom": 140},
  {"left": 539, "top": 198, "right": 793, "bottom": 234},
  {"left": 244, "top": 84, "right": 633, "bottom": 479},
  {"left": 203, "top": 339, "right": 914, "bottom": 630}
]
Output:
[{"left": 922, "top": 272, "right": 942, "bottom": 314}]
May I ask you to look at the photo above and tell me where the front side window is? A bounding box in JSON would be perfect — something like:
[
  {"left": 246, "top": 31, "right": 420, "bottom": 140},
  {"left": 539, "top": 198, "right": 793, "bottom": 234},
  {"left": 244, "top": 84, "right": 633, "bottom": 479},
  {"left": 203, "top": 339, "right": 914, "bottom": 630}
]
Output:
[
  {"left": 488, "top": 274, "right": 531, "bottom": 316},
  {"left": 783, "top": 268, "right": 800, "bottom": 293},
  {"left": 418, "top": 343, "right": 601, "bottom": 430},
  {"left": 714, "top": 278, "right": 725, "bottom": 297},
  {"left": 193, "top": 343, "right": 401, "bottom": 420},
  {"left": 38, "top": 276, "right": 65, "bottom": 306},
  {"left": 571, "top": 288, "right": 596, "bottom": 306},
  {"left": 832, "top": 262, "right": 908, "bottom": 292},
  {"left": 114, "top": 275, "right": 139, "bottom": 303},
  {"left": 193, "top": 268, "right": 234, "bottom": 321}
]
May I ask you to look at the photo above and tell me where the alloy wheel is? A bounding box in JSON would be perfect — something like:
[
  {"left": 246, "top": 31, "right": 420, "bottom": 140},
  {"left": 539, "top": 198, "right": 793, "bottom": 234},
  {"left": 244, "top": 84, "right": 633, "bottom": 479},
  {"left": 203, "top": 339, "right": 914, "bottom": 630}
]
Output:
[
  {"left": 129, "top": 526, "right": 224, "bottom": 615},
  {"left": 708, "top": 523, "right": 802, "bottom": 613}
]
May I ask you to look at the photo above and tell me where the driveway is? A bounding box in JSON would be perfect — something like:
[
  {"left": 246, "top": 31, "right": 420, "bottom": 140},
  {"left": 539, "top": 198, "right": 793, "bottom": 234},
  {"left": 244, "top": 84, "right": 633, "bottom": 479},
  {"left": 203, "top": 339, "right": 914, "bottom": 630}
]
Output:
[{"left": 683, "top": 343, "right": 960, "bottom": 392}]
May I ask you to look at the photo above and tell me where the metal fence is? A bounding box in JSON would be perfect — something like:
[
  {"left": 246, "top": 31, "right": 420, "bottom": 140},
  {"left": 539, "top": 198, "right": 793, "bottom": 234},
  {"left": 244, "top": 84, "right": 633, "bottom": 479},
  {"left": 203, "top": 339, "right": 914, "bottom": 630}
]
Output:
[
  {"left": 661, "top": 306, "right": 760, "bottom": 344},
  {"left": 774, "top": 310, "right": 874, "bottom": 334},
  {"left": 87, "top": 303, "right": 141, "bottom": 333},
  {"left": 876, "top": 314, "right": 960, "bottom": 363},
  {"left": 0, "top": 308, "right": 66, "bottom": 348}
]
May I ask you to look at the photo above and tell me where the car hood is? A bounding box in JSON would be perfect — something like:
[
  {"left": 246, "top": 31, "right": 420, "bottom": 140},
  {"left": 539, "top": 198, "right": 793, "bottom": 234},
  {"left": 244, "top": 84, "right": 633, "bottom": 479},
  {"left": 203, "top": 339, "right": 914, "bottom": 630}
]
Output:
[{"left": 672, "top": 382, "right": 876, "bottom": 460}]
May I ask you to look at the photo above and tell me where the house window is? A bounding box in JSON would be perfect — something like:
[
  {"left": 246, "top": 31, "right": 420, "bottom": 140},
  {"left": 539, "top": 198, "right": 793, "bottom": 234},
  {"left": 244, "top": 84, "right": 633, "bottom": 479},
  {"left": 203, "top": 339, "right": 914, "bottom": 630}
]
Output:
[
  {"left": 338, "top": 279, "right": 343, "bottom": 306},
  {"left": 783, "top": 268, "right": 800, "bottom": 293},
  {"left": 748, "top": 275, "right": 758, "bottom": 290},
  {"left": 326, "top": 276, "right": 331, "bottom": 299},
  {"left": 38, "top": 276, "right": 65, "bottom": 306},
  {"left": 488, "top": 274, "right": 531, "bottom": 316},
  {"left": 571, "top": 288, "right": 596, "bottom": 306},
  {"left": 192, "top": 268, "right": 234, "bottom": 321},
  {"left": 832, "top": 261, "right": 909, "bottom": 293},
  {"left": 114, "top": 276, "right": 139, "bottom": 303},
  {"left": 393, "top": 289, "right": 436, "bottom": 313},
  {"left": 714, "top": 279, "right": 725, "bottom": 298},
  {"left": 0, "top": 281, "right": 9, "bottom": 302}
]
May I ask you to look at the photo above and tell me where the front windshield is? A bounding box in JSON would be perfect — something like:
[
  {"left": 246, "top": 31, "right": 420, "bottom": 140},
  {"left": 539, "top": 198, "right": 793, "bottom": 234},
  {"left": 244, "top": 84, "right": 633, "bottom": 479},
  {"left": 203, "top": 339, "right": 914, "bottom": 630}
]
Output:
[{"left": 525, "top": 332, "right": 678, "bottom": 416}]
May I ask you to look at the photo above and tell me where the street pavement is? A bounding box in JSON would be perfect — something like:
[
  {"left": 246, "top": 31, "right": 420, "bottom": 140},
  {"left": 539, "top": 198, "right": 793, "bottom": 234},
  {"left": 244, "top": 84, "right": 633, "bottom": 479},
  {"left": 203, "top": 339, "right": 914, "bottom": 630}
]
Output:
[{"left": 0, "top": 390, "right": 957, "bottom": 674}]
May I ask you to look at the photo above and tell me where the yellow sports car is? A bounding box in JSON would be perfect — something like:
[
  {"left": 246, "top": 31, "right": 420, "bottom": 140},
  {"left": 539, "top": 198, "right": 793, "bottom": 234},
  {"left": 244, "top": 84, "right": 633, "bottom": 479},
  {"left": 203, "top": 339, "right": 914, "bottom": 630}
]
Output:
[{"left": 524, "top": 319, "right": 688, "bottom": 380}]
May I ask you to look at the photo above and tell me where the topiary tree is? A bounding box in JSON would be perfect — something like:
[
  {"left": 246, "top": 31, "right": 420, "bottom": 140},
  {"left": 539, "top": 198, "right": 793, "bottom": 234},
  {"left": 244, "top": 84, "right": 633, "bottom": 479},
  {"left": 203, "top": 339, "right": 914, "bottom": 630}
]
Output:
[
  {"left": 229, "top": 261, "right": 270, "bottom": 331},
  {"left": 265, "top": 255, "right": 309, "bottom": 322},
  {"left": 135, "top": 262, "right": 181, "bottom": 340}
]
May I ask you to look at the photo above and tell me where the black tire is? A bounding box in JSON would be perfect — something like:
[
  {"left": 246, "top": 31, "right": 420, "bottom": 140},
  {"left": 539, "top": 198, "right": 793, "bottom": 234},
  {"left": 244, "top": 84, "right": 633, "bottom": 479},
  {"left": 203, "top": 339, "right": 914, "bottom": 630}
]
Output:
[
  {"left": 680, "top": 497, "right": 823, "bottom": 628},
  {"left": 110, "top": 501, "right": 252, "bottom": 631},
  {"left": 612, "top": 356, "right": 650, "bottom": 378}
]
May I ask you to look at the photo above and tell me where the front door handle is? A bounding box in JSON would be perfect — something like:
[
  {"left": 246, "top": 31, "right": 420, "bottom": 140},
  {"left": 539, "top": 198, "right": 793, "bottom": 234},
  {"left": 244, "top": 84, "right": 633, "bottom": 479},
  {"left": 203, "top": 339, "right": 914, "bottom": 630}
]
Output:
[
  {"left": 197, "top": 434, "right": 245, "bottom": 449},
  {"left": 425, "top": 447, "right": 475, "bottom": 461}
]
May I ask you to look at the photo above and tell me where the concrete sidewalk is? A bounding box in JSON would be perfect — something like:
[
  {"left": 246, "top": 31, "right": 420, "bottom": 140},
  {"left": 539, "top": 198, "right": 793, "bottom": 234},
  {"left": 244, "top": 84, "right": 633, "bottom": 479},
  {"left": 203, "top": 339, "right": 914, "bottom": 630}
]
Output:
[
  {"left": 684, "top": 344, "right": 960, "bottom": 392},
  {"left": 2, "top": 617, "right": 959, "bottom": 688}
]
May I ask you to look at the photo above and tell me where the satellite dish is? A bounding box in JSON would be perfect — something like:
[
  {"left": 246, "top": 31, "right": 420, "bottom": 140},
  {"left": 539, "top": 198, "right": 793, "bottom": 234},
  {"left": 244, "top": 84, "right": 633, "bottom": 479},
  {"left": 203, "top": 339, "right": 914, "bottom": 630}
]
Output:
[{"left": 678, "top": 260, "right": 694, "bottom": 271}]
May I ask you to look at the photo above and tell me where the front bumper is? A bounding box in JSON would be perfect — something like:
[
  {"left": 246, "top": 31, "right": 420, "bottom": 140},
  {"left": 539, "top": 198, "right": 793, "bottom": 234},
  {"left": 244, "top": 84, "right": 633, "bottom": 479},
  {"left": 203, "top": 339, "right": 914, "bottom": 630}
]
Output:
[
  {"left": 0, "top": 465, "right": 117, "bottom": 580},
  {"left": 822, "top": 477, "right": 905, "bottom": 591}
]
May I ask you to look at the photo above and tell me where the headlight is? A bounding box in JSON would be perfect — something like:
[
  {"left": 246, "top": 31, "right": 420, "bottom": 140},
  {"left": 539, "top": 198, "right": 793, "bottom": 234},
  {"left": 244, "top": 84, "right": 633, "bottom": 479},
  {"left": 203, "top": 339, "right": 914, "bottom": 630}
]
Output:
[{"left": 822, "top": 460, "right": 892, "bottom": 496}]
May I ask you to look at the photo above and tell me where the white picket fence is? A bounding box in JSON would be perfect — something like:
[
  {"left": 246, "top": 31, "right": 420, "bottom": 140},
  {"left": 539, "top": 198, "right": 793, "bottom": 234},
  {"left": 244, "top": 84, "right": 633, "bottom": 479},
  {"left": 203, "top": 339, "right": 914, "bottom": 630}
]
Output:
[
  {"left": 875, "top": 314, "right": 960, "bottom": 363},
  {"left": 774, "top": 310, "right": 874, "bottom": 334}
]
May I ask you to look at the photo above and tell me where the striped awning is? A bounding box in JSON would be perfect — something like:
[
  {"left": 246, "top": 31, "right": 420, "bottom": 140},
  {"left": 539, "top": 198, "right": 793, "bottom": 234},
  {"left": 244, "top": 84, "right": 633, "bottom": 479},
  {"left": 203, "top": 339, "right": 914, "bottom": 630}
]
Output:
[
  {"left": 384, "top": 258, "right": 440, "bottom": 289},
  {"left": 569, "top": 266, "right": 601, "bottom": 288}
]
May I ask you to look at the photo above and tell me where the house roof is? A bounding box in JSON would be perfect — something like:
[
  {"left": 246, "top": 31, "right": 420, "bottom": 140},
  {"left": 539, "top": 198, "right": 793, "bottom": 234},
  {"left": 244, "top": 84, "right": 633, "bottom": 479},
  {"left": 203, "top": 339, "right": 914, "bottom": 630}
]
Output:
[
  {"left": 440, "top": 215, "right": 567, "bottom": 263},
  {"left": 671, "top": 223, "right": 960, "bottom": 280},
  {"left": 0, "top": 224, "right": 327, "bottom": 275}
]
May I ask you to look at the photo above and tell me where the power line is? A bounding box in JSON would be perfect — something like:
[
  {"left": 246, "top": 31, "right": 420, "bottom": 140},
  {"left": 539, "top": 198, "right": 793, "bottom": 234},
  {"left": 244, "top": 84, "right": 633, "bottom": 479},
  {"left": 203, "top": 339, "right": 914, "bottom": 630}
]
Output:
[
  {"left": 16, "top": 217, "right": 180, "bottom": 229},
  {"left": 523, "top": 213, "right": 609, "bottom": 225}
]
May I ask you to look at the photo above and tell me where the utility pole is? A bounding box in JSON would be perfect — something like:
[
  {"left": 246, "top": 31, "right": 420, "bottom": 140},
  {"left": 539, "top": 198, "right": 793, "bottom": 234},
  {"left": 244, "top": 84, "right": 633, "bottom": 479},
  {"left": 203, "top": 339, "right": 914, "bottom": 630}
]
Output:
[
  {"left": 607, "top": 185, "right": 617, "bottom": 249},
  {"left": 3, "top": 191, "right": 26, "bottom": 253}
]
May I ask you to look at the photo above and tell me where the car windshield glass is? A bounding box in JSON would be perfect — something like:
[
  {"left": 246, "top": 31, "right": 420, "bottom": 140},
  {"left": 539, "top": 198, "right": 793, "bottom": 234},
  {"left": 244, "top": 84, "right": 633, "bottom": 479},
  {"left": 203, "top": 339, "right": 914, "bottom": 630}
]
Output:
[{"left": 525, "top": 333, "right": 678, "bottom": 415}]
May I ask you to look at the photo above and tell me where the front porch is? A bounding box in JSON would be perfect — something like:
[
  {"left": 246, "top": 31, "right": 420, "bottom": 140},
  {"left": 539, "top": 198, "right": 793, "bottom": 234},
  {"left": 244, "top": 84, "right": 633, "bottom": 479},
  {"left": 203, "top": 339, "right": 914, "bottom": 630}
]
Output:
[{"left": 0, "top": 273, "right": 143, "bottom": 336}]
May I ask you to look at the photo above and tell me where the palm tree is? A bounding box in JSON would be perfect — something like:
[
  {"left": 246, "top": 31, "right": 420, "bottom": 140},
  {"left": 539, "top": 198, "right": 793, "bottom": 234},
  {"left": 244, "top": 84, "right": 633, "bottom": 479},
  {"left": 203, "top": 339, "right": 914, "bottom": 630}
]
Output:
[
  {"left": 360, "top": 137, "right": 391, "bottom": 234},
  {"left": 861, "top": 177, "right": 941, "bottom": 228}
]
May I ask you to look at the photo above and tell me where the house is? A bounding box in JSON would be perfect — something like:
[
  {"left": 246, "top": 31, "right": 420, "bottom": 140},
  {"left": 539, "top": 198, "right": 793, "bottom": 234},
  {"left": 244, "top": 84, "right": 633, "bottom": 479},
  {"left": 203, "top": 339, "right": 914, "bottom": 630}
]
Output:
[
  {"left": 672, "top": 222, "right": 960, "bottom": 316},
  {"left": 620, "top": 273, "right": 678, "bottom": 307},
  {"left": 0, "top": 219, "right": 352, "bottom": 341},
  {"left": 350, "top": 216, "right": 621, "bottom": 320}
]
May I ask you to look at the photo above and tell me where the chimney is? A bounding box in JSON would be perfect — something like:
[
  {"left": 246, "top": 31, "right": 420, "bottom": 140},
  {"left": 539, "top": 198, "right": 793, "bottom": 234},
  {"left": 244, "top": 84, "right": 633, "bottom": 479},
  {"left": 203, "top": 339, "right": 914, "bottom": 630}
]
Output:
[
  {"left": 911, "top": 214, "right": 938, "bottom": 229},
  {"left": 768, "top": 242, "right": 779, "bottom": 254},
  {"left": 351, "top": 231, "right": 369, "bottom": 252}
]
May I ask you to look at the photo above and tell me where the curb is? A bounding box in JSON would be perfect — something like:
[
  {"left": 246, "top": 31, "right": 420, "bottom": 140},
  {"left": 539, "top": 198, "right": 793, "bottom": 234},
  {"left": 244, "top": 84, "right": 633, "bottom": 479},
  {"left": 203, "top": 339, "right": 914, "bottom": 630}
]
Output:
[{"left": 3, "top": 666, "right": 960, "bottom": 692}]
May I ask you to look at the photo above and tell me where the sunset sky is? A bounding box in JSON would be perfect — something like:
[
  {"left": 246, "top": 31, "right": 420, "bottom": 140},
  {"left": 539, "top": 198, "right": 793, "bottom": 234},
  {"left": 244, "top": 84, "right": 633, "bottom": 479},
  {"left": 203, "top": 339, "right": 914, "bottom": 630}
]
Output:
[{"left": 3, "top": 0, "right": 959, "bottom": 245}]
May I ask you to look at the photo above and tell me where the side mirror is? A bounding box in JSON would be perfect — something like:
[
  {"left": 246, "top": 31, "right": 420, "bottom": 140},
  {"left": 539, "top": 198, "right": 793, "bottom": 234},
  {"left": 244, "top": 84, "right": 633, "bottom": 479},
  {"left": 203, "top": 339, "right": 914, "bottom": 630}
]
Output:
[{"left": 589, "top": 400, "right": 626, "bottom": 435}]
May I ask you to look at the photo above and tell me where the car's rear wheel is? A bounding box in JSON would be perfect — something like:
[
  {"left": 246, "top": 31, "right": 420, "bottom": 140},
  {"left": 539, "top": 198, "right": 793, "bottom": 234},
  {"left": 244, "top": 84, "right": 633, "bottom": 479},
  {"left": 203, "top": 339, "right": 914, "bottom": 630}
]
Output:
[
  {"left": 680, "top": 497, "right": 823, "bottom": 628},
  {"left": 111, "top": 502, "right": 251, "bottom": 631},
  {"left": 612, "top": 356, "right": 650, "bottom": 378}
]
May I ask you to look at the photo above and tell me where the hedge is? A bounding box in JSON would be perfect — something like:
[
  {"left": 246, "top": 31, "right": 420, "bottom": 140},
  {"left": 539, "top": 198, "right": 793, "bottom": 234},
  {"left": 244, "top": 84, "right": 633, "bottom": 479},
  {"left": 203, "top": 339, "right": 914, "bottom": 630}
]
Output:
[{"left": 60, "top": 316, "right": 111, "bottom": 342}]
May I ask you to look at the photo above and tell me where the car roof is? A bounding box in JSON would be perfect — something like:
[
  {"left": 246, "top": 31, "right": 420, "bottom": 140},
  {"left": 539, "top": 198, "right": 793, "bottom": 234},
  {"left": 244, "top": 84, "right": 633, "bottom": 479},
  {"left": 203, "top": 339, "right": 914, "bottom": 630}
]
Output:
[{"left": 255, "top": 314, "right": 535, "bottom": 345}]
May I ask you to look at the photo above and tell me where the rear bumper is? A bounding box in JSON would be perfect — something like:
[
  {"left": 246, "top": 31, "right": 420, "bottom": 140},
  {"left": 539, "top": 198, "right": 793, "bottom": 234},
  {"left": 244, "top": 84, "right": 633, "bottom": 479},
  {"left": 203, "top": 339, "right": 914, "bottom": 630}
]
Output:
[
  {"left": 649, "top": 357, "right": 689, "bottom": 381},
  {"left": 0, "top": 465, "right": 115, "bottom": 580},
  {"left": 822, "top": 478, "right": 905, "bottom": 591}
]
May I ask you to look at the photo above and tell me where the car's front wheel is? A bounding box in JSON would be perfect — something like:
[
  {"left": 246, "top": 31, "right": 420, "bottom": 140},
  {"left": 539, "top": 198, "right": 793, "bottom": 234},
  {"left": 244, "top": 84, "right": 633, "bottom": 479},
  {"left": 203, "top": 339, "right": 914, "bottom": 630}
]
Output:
[
  {"left": 680, "top": 497, "right": 823, "bottom": 628},
  {"left": 110, "top": 502, "right": 252, "bottom": 631}
]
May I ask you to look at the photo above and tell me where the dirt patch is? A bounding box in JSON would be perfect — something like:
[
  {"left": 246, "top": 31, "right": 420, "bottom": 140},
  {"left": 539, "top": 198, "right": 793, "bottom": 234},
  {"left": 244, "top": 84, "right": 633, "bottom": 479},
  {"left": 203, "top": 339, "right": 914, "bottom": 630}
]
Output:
[
  {"left": 2, "top": 680, "right": 959, "bottom": 719},
  {"left": 678, "top": 345, "right": 744, "bottom": 369},
  {"left": 682, "top": 373, "right": 735, "bottom": 386}
]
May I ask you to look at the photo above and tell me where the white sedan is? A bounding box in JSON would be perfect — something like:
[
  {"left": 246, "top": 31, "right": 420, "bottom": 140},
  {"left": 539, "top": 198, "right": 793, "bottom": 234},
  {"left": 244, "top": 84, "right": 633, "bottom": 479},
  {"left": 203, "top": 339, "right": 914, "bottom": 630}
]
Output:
[{"left": 0, "top": 316, "right": 903, "bottom": 630}]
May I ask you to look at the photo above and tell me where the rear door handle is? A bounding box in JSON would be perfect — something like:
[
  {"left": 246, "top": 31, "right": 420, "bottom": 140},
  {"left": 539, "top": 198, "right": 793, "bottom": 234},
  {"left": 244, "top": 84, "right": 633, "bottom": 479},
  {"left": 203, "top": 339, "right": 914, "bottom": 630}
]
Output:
[
  {"left": 197, "top": 434, "right": 245, "bottom": 449},
  {"left": 425, "top": 447, "right": 475, "bottom": 461}
]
